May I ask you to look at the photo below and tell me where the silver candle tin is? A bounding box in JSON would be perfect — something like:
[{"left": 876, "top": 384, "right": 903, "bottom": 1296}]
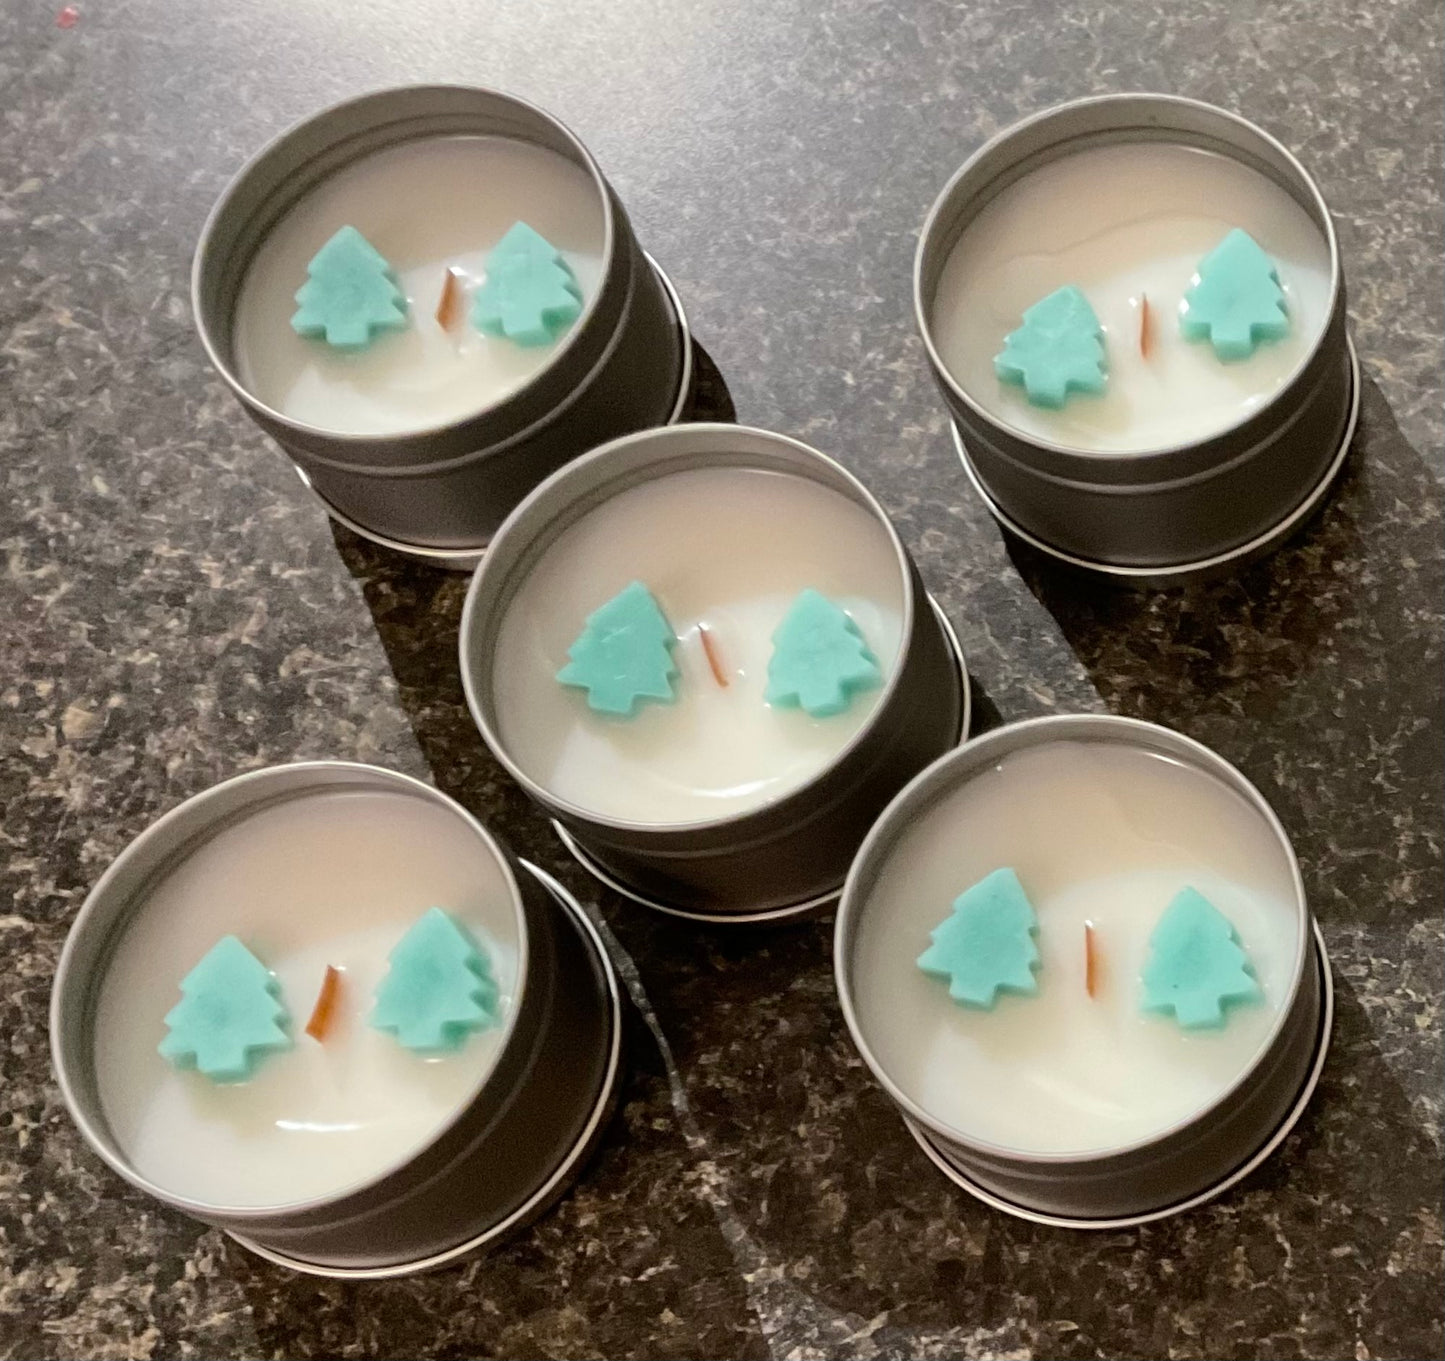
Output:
[
  {"left": 915, "top": 94, "right": 1356, "bottom": 583},
  {"left": 835, "top": 713, "right": 1333, "bottom": 1225},
  {"left": 459, "top": 423, "right": 970, "bottom": 923},
  {"left": 50, "top": 762, "right": 622, "bottom": 1278},
  {"left": 193, "top": 85, "right": 691, "bottom": 569}
]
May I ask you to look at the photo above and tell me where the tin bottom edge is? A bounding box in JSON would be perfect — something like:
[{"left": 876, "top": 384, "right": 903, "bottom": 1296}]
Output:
[
  {"left": 552, "top": 593, "right": 972, "bottom": 926},
  {"left": 954, "top": 336, "right": 1361, "bottom": 586},
  {"left": 293, "top": 252, "right": 695, "bottom": 572},
  {"left": 226, "top": 861, "right": 624, "bottom": 1279},
  {"left": 904, "top": 919, "right": 1335, "bottom": 1230}
]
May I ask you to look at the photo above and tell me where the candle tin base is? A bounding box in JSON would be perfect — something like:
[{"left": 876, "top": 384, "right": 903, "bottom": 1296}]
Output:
[
  {"left": 294, "top": 255, "right": 695, "bottom": 571},
  {"left": 952, "top": 338, "right": 1360, "bottom": 586},
  {"left": 835, "top": 714, "right": 1326, "bottom": 1222},
  {"left": 915, "top": 94, "right": 1353, "bottom": 575},
  {"left": 461, "top": 424, "right": 970, "bottom": 918},
  {"left": 549, "top": 594, "right": 972, "bottom": 926},
  {"left": 51, "top": 763, "right": 624, "bottom": 1276},
  {"left": 903, "top": 919, "right": 1333, "bottom": 1228},
  {"left": 194, "top": 85, "right": 691, "bottom": 555},
  {"left": 228, "top": 862, "right": 623, "bottom": 1278}
]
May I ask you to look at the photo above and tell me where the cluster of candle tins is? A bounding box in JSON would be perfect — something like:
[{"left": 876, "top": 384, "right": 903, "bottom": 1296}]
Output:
[{"left": 50, "top": 87, "right": 1348, "bottom": 1276}]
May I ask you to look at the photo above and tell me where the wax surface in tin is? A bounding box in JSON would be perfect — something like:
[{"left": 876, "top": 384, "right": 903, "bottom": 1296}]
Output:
[
  {"left": 492, "top": 466, "right": 906, "bottom": 825},
  {"left": 931, "top": 143, "right": 1332, "bottom": 452},
  {"left": 93, "top": 789, "right": 519, "bottom": 1208},
  {"left": 233, "top": 135, "right": 606, "bottom": 436}
]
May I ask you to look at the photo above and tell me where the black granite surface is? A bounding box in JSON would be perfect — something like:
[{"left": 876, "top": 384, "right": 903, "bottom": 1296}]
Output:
[{"left": 1, "top": 0, "right": 1441, "bottom": 1357}]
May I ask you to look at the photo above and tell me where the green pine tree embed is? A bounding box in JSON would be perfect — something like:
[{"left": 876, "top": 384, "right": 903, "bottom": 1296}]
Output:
[
  {"left": 290, "top": 225, "right": 408, "bottom": 350},
  {"left": 556, "top": 581, "right": 680, "bottom": 717},
  {"left": 993, "top": 285, "right": 1107, "bottom": 409},
  {"left": 1140, "top": 887, "right": 1262, "bottom": 1029},
  {"left": 157, "top": 936, "right": 293, "bottom": 1083},
  {"left": 764, "top": 589, "right": 882, "bottom": 718},
  {"left": 472, "top": 221, "right": 584, "bottom": 347},
  {"left": 916, "top": 868, "right": 1041, "bottom": 1009},
  {"left": 1179, "top": 228, "right": 1290, "bottom": 361},
  {"left": 370, "top": 908, "right": 499, "bottom": 1053}
]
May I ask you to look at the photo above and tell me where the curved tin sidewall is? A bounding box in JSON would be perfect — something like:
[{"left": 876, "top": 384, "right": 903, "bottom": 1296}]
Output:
[
  {"left": 549, "top": 594, "right": 972, "bottom": 924},
  {"left": 295, "top": 253, "right": 695, "bottom": 570},
  {"left": 192, "top": 85, "right": 686, "bottom": 552},
  {"left": 291, "top": 215, "right": 684, "bottom": 550},
  {"left": 954, "top": 337, "right": 1361, "bottom": 584}
]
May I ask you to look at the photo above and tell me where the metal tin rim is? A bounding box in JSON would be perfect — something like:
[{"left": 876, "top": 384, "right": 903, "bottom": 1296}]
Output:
[
  {"left": 912, "top": 92, "right": 1343, "bottom": 463},
  {"left": 460, "top": 423, "right": 933, "bottom": 839},
  {"left": 192, "top": 84, "right": 620, "bottom": 449},
  {"left": 902, "top": 919, "right": 1333, "bottom": 1228},
  {"left": 952, "top": 336, "right": 1361, "bottom": 583},
  {"left": 292, "top": 252, "right": 694, "bottom": 570},
  {"left": 834, "top": 713, "right": 1312, "bottom": 1165},
  {"left": 549, "top": 594, "right": 972, "bottom": 924},
  {"left": 49, "top": 761, "right": 536, "bottom": 1221},
  {"left": 226, "top": 860, "right": 623, "bottom": 1278}
]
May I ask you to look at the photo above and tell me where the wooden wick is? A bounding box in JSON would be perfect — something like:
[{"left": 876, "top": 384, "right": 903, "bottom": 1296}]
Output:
[
  {"left": 697, "top": 624, "right": 729, "bottom": 688},
  {"left": 1084, "top": 922, "right": 1099, "bottom": 999},
  {"left": 1138, "top": 293, "right": 1153, "bottom": 361},
  {"left": 435, "top": 268, "right": 466, "bottom": 332},
  {"left": 305, "top": 965, "right": 343, "bottom": 1041}
]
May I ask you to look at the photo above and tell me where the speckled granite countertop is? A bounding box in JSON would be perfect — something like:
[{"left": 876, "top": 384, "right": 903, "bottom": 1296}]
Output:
[{"left": 1, "top": 0, "right": 1441, "bottom": 1357}]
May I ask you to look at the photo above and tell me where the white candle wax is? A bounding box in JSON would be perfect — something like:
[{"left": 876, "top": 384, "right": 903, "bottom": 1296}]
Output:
[
  {"left": 930, "top": 143, "right": 1332, "bottom": 452},
  {"left": 851, "top": 740, "right": 1301, "bottom": 1154},
  {"left": 232, "top": 136, "right": 606, "bottom": 436},
  {"left": 93, "top": 788, "right": 519, "bottom": 1208},
  {"left": 492, "top": 467, "right": 905, "bottom": 824}
]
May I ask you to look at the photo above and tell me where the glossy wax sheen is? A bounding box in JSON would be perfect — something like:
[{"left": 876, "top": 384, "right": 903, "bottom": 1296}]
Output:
[
  {"left": 931, "top": 143, "right": 1333, "bottom": 453},
  {"left": 93, "top": 789, "right": 520, "bottom": 1208},
  {"left": 851, "top": 741, "right": 1302, "bottom": 1154},
  {"left": 233, "top": 136, "right": 606, "bottom": 436},
  {"left": 492, "top": 467, "right": 906, "bottom": 825}
]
